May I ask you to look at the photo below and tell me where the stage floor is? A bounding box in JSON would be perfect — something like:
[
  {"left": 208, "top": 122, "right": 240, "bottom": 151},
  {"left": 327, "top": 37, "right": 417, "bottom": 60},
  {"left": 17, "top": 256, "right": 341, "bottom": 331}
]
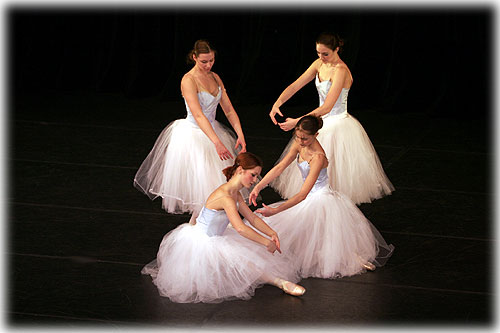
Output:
[{"left": 6, "top": 91, "right": 493, "bottom": 330}]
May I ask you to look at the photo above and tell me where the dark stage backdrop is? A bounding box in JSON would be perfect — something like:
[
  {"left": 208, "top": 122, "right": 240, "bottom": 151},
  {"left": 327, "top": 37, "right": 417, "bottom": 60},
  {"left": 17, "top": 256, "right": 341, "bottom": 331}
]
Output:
[{"left": 9, "top": 7, "right": 491, "bottom": 117}]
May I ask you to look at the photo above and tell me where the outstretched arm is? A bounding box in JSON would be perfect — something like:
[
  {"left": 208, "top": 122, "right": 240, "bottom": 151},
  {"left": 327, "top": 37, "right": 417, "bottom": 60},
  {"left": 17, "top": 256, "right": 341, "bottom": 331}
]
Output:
[
  {"left": 307, "top": 65, "right": 347, "bottom": 118},
  {"left": 248, "top": 141, "right": 300, "bottom": 206},
  {"left": 257, "top": 154, "right": 325, "bottom": 217},
  {"left": 181, "top": 74, "right": 233, "bottom": 160},
  {"left": 278, "top": 65, "right": 348, "bottom": 131},
  {"left": 237, "top": 194, "right": 281, "bottom": 252},
  {"left": 214, "top": 73, "right": 246, "bottom": 152},
  {"left": 270, "top": 60, "right": 319, "bottom": 125}
]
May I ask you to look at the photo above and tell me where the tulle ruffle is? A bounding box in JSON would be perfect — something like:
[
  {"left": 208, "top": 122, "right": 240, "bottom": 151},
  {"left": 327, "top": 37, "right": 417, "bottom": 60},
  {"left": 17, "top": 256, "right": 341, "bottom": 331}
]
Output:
[
  {"left": 270, "top": 113, "right": 394, "bottom": 205},
  {"left": 134, "top": 118, "right": 238, "bottom": 214},
  {"left": 257, "top": 186, "right": 394, "bottom": 279},
  {"left": 141, "top": 223, "right": 300, "bottom": 303}
]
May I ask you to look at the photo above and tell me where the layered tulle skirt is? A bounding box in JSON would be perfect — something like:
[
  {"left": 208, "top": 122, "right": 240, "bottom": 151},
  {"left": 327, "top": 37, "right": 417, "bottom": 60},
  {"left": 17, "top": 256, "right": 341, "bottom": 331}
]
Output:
[
  {"left": 257, "top": 186, "right": 394, "bottom": 279},
  {"left": 141, "top": 223, "right": 300, "bottom": 303},
  {"left": 271, "top": 113, "right": 395, "bottom": 205},
  {"left": 134, "top": 118, "right": 238, "bottom": 214}
]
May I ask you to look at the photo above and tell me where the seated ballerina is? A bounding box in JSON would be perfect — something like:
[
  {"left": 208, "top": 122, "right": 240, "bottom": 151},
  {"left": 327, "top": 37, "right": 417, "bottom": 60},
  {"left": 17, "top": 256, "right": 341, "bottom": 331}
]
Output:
[
  {"left": 141, "top": 152, "right": 305, "bottom": 303},
  {"left": 249, "top": 116, "right": 394, "bottom": 279}
]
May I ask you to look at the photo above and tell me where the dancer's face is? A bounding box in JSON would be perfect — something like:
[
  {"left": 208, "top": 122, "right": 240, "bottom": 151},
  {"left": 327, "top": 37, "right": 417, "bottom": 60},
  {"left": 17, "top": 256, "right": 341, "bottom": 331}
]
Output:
[
  {"left": 316, "top": 43, "right": 337, "bottom": 64},
  {"left": 240, "top": 166, "right": 262, "bottom": 188},
  {"left": 193, "top": 52, "right": 215, "bottom": 72},
  {"left": 294, "top": 129, "right": 316, "bottom": 147}
]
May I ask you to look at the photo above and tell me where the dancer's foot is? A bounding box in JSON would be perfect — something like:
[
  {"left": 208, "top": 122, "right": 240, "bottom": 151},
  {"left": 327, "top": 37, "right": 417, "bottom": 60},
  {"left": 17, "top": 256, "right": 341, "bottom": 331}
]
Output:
[
  {"left": 362, "top": 262, "right": 376, "bottom": 271},
  {"left": 274, "top": 278, "right": 306, "bottom": 296},
  {"left": 357, "top": 255, "right": 376, "bottom": 271}
]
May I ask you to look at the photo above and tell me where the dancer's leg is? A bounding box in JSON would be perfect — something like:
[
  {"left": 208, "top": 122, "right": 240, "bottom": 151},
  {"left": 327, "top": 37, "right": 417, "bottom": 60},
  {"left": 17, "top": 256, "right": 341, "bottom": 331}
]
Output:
[{"left": 260, "top": 272, "right": 306, "bottom": 296}]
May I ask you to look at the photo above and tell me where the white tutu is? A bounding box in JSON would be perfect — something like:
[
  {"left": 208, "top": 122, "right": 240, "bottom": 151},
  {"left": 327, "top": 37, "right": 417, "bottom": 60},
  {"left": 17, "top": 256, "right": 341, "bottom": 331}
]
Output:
[
  {"left": 257, "top": 186, "right": 394, "bottom": 279},
  {"left": 134, "top": 118, "right": 238, "bottom": 214},
  {"left": 272, "top": 75, "right": 394, "bottom": 205},
  {"left": 271, "top": 113, "right": 394, "bottom": 205},
  {"left": 141, "top": 221, "right": 300, "bottom": 303}
]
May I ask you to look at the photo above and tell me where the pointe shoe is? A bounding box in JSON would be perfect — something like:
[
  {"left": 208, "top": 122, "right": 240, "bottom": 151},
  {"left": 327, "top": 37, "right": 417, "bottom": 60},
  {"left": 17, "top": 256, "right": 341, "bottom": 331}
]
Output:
[
  {"left": 362, "top": 262, "right": 376, "bottom": 271},
  {"left": 357, "top": 255, "right": 376, "bottom": 271},
  {"left": 275, "top": 279, "right": 306, "bottom": 296}
]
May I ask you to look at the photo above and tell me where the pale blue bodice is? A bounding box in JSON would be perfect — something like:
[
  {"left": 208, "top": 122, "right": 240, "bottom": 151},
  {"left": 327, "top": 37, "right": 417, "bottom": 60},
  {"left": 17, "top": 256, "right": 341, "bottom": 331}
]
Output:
[
  {"left": 315, "top": 74, "right": 349, "bottom": 118},
  {"left": 184, "top": 87, "right": 222, "bottom": 126},
  {"left": 297, "top": 156, "right": 329, "bottom": 193},
  {"left": 195, "top": 201, "right": 238, "bottom": 237}
]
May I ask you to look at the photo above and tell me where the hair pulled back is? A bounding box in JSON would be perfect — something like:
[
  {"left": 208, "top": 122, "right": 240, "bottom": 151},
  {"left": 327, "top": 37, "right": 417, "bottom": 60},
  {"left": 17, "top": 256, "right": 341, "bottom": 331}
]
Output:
[
  {"left": 316, "top": 32, "right": 344, "bottom": 54},
  {"left": 186, "top": 39, "right": 216, "bottom": 64},
  {"left": 295, "top": 115, "right": 323, "bottom": 135},
  {"left": 222, "top": 152, "right": 263, "bottom": 181}
]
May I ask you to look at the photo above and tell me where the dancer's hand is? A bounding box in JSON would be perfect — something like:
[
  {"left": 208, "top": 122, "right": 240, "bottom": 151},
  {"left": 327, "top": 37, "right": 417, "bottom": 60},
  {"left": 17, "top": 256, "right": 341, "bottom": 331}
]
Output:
[
  {"left": 278, "top": 118, "right": 298, "bottom": 132},
  {"left": 249, "top": 187, "right": 261, "bottom": 207},
  {"left": 256, "top": 203, "right": 277, "bottom": 217},
  {"left": 271, "top": 234, "right": 281, "bottom": 253},
  {"left": 215, "top": 141, "right": 233, "bottom": 160},
  {"left": 235, "top": 137, "right": 246, "bottom": 153},
  {"left": 265, "top": 239, "right": 280, "bottom": 254},
  {"left": 270, "top": 105, "right": 284, "bottom": 125}
]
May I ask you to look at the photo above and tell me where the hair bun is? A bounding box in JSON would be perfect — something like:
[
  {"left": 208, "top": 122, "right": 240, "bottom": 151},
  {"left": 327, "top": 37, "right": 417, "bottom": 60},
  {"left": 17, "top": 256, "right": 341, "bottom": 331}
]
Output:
[
  {"left": 221, "top": 152, "right": 263, "bottom": 181},
  {"left": 316, "top": 32, "right": 344, "bottom": 54},
  {"left": 296, "top": 115, "right": 323, "bottom": 134},
  {"left": 186, "top": 39, "right": 216, "bottom": 64}
]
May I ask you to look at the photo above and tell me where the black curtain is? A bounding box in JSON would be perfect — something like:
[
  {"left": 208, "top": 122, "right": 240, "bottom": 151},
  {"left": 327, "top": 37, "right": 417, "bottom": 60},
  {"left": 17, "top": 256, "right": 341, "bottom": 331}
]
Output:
[{"left": 9, "top": 7, "right": 491, "bottom": 117}]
